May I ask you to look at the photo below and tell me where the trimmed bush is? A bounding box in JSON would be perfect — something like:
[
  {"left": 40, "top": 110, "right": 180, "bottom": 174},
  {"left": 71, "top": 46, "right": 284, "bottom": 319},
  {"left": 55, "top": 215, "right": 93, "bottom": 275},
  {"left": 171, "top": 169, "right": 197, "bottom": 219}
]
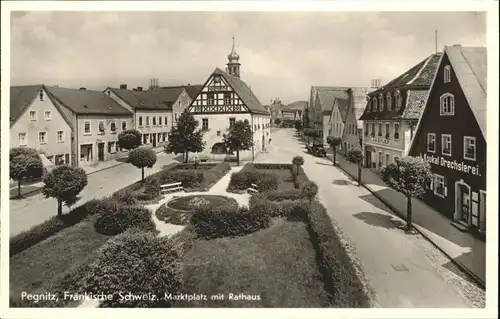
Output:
[
  {"left": 157, "top": 170, "right": 204, "bottom": 188},
  {"left": 306, "top": 201, "right": 371, "bottom": 307},
  {"left": 112, "top": 190, "right": 138, "bottom": 206},
  {"left": 191, "top": 203, "right": 270, "bottom": 239},
  {"left": 249, "top": 193, "right": 306, "bottom": 219},
  {"left": 94, "top": 206, "right": 158, "bottom": 236},
  {"left": 265, "top": 189, "right": 306, "bottom": 201},
  {"left": 256, "top": 172, "right": 278, "bottom": 191},
  {"left": 86, "top": 197, "right": 123, "bottom": 216},
  {"left": 144, "top": 177, "right": 161, "bottom": 197},
  {"left": 81, "top": 230, "right": 182, "bottom": 307}
]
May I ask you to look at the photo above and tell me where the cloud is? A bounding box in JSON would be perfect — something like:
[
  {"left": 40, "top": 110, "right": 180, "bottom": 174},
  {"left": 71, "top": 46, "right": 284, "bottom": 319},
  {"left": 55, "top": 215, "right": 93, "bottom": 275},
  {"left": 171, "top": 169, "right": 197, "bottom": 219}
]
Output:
[{"left": 10, "top": 11, "right": 486, "bottom": 104}]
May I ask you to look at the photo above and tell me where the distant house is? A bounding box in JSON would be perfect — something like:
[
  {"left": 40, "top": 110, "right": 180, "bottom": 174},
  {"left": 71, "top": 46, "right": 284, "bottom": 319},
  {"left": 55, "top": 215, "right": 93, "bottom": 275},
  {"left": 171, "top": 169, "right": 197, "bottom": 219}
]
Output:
[
  {"left": 341, "top": 87, "right": 376, "bottom": 154},
  {"left": 10, "top": 85, "right": 73, "bottom": 166},
  {"left": 327, "top": 97, "right": 349, "bottom": 142},
  {"left": 187, "top": 39, "right": 271, "bottom": 162},
  {"left": 359, "top": 52, "right": 442, "bottom": 168},
  {"left": 45, "top": 87, "right": 133, "bottom": 167},
  {"left": 409, "top": 45, "right": 486, "bottom": 236}
]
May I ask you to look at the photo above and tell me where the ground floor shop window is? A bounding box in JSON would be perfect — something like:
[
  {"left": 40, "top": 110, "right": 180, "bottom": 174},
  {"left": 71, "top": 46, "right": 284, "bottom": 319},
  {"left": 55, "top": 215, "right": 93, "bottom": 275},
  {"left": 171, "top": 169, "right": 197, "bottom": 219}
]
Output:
[
  {"left": 80, "top": 144, "right": 93, "bottom": 162},
  {"left": 433, "top": 174, "right": 446, "bottom": 198}
]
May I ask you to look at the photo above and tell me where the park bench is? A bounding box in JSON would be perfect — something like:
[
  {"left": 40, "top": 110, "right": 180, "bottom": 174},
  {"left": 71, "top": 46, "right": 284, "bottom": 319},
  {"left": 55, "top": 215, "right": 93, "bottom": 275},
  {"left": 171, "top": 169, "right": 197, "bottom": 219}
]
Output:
[
  {"left": 247, "top": 183, "right": 259, "bottom": 194},
  {"left": 160, "top": 182, "right": 183, "bottom": 194}
]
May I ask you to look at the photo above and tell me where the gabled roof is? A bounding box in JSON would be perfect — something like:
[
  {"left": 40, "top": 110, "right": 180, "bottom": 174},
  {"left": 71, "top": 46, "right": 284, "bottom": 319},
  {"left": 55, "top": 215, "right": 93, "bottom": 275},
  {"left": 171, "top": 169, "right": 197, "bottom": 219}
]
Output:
[
  {"left": 369, "top": 53, "right": 442, "bottom": 96},
  {"left": 108, "top": 86, "right": 186, "bottom": 110},
  {"left": 211, "top": 68, "right": 269, "bottom": 115},
  {"left": 46, "top": 87, "right": 132, "bottom": 115},
  {"left": 10, "top": 84, "right": 43, "bottom": 124},
  {"left": 318, "top": 89, "right": 349, "bottom": 113},
  {"left": 336, "top": 98, "right": 349, "bottom": 122},
  {"left": 445, "top": 45, "right": 487, "bottom": 138}
]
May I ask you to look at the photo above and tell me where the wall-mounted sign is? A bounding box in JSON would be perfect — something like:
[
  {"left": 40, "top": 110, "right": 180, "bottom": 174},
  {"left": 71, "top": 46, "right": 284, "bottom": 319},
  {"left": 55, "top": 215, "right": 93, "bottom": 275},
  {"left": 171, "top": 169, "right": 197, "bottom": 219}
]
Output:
[
  {"left": 420, "top": 153, "right": 481, "bottom": 176},
  {"left": 208, "top": 86, "right": 228, "bottom": 92}
]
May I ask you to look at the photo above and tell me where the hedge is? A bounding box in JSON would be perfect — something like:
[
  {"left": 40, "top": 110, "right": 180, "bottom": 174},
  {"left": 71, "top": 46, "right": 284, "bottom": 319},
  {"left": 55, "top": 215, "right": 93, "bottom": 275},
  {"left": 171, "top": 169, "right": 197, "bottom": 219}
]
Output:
[
  {"left": 94, "top": 205, "right": 158, "bottom": 236},
  {"left": 227, "top": 170, "right": 278, "bottom": 192},
  {"left": 190, "top": 202, "right": 270, "bottom": 239}
]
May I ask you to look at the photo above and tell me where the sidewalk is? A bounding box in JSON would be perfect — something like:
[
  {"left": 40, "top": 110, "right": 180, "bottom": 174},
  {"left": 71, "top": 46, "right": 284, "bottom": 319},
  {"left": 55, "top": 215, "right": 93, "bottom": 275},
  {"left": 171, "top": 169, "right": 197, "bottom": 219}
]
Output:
[{"left": 328, "top": 151, "right": 486, "bottom": 287}]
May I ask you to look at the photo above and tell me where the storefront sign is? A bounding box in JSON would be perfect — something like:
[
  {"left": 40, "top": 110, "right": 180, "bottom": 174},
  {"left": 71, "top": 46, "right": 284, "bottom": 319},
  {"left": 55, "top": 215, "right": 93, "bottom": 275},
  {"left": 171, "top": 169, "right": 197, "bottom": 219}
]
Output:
[{"left": 420, "top": 153, "right": 481, "bottom": 176}]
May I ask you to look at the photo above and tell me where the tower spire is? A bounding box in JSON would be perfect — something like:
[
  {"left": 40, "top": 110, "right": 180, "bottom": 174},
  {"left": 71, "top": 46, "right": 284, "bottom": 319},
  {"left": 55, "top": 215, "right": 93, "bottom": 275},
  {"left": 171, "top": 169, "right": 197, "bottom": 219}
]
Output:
[{"left": 226, "top": 37, "right": 241, "bottom": 78}]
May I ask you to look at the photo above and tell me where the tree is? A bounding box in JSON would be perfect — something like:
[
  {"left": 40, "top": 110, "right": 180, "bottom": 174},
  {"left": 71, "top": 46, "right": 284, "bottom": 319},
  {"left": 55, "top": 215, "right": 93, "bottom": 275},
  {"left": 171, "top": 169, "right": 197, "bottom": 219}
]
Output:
[
  {"left": 42, "top": 165, "right": 88, "bottom": 216},
  {"left": 326, "top": 136, "right": 342, "bottom": 166},
  {"left": 118, "top": 129, "right": 142, "bottom": 151},
  {"left": 274, "top": 118, "right": 281, "bottom": 126},
  {"left": 347, "top": 148, "right": 364, "bottom": 187},
  {"left": 294, "top": 120, "right": 303, "bottom": 135},
  {"left": 381, "top": 156, "right": 432, "bottom": 231},
  {"left": 223, "top": 120, "right": 253, "bottom": 166},
  {"left": 291, "top": 156, "right": 304, "bottom": 189},
  {"left": 129, "top": 147, "right": 157, "bottom": 183},
  {"left": 164, "top": 110, "right": 205, "bottom": 163},
  {"left": 301, "top": 181, "right": 318, "bottom": 213},
  {"left": 10, "top": 149, "right": 44, "bottom": 198},
  {"left": 309, "top": 128, "right": 320, "bottom": 143}
]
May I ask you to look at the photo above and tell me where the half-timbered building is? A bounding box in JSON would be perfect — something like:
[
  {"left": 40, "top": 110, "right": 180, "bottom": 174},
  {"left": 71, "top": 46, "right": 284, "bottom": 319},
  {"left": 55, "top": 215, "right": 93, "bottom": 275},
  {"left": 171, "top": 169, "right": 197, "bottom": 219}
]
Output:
[
  {"left": 409, "top": 45, "right": 487, "bottom": 237},
  {"left": 187, "top": 39, "right": 271, "bottom": 162}
]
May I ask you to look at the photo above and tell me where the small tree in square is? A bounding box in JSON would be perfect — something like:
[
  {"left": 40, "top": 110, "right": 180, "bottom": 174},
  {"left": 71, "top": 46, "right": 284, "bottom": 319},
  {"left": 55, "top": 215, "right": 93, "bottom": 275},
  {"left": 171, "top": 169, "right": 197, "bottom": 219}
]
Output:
[
  {"left": 223, "top": 120, "right": 253, "bottom": 166},
  {"left": 294, "top": 120, "right": 303, "bottom": 135},
  {"left": 129, "top": 147, "right": 157, "bottom": 183},
  {"left": 308, "top": 128, "right": 320, "bottom": 144},
  {"left": 347, "top": 147, "right": 364, "bottom": 186},
  {"left": 381, "top": 156, "right": 432, "bottom": 231},
  {"left": 301, "top": 181, "right": 319, "bottom": 213},
  {"left": 118, "top": 129, "right": 142, "bottom": 151},
  {"left": 9, "top": 148, "right": 44, "bottom": 198},
  {"left": 274, "top": 118, "right": 281, "bottom": 127},
  {"left": 42, "top": 165, "right": 88, "bottom": 216},
  {"left": 326, "top": 136, "right": 342, "bottom": 166},
  {"left": 164, "top": 110, "right": 205, "bottom": 163},
  {"left": 291, "top": 156, "right": 305, "bottom": 189}
]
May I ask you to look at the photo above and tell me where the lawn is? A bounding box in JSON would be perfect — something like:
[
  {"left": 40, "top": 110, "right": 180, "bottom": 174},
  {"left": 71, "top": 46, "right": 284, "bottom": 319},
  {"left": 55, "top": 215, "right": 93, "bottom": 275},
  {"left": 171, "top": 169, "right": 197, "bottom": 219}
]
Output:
[
  {"left": 10, "top": 214, "right": 112, "bottom": 306},
  {"left": 176, "top": 218, "right": 331, "bottom": 307}
]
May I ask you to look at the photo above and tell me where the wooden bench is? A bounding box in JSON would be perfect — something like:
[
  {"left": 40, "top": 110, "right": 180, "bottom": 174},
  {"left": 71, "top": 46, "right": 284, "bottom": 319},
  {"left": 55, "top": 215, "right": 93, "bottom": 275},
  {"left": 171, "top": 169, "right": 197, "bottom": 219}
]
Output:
[
  {"left": 247, "top": 183, "right": 259, "bottom": 194},
  {"left": 160, "top": 182, "right": 183, "bottom": 194}
]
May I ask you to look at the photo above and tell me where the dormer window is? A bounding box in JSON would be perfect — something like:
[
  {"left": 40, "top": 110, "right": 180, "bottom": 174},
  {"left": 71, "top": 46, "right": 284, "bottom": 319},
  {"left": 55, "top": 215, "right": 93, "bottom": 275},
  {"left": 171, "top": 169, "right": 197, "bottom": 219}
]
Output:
[
  {"left": 444, "top": 65, "right": 451, "bottom": 83},
  {"left": 387, "top": 93, "right": 392, "bottom": 111},
  {"left": 371, "top": 98, "right": 377, "bottom": 112},
  {"left": 378, "top": 94, "right": 384, "bottom": 111},
  {"left": 395, "top": 90, "right": 401, "bottom": 110}
]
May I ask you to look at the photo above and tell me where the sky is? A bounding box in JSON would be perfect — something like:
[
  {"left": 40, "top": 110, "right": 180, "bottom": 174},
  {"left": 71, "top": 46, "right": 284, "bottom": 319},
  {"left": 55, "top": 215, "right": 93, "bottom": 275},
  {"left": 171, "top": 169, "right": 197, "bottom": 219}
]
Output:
[{"left": 10, "top": 11, "right": 486, "bottom": 105}]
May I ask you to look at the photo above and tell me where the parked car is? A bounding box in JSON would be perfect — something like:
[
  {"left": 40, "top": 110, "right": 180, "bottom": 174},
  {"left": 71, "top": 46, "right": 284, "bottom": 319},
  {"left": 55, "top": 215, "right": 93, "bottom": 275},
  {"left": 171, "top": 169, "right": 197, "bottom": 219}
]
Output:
[{"left": 306, "top": 143, "right": 327, "bottom": 157}]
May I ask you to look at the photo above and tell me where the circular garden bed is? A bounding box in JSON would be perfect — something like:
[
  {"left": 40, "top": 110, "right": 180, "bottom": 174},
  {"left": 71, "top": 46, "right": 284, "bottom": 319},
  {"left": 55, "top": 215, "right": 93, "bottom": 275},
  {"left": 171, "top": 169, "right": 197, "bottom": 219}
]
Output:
[{"left": 156, "top": 195, "right": 238, "bottom": 225}]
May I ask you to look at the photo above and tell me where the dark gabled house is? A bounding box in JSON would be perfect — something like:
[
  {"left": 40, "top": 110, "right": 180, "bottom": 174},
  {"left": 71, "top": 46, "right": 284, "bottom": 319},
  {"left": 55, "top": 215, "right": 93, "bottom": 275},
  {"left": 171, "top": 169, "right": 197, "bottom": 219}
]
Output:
[{"left": 408, "top": 45, "right": 487, "bottom": 237}]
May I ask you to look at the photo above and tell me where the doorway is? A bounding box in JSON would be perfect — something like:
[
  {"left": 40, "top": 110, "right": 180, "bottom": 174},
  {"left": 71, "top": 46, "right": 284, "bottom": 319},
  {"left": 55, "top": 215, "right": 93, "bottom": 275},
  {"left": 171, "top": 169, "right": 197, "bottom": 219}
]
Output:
[
  {"left": 98, "top": 143, "right": 105, "bottom": 162},
  {"left": 456, "top": 183, "right": 471, "bottom": 224},
  {"left": 152, "top": 133, "right": 157, "bottom": 147},
  {"left": 365, "top": 150, "right": 371, "bottom": 168}
]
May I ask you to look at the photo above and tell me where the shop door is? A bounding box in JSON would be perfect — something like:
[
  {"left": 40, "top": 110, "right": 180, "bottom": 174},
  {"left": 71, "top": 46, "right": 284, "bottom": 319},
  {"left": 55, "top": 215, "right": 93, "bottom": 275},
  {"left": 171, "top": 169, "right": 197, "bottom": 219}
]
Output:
[{"left": 98, "top": 143, "right": 105, "bottom": 161}]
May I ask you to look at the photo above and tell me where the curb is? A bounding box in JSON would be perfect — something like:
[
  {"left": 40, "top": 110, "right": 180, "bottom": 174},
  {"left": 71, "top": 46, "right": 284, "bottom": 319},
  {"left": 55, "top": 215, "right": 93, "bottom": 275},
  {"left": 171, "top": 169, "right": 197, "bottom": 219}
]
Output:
[
  {"left": 330, "top": 158, "right": 486, "bottom": 290},
  {"left": 9, "top": 148, "right": 166, "bottom": 200}
]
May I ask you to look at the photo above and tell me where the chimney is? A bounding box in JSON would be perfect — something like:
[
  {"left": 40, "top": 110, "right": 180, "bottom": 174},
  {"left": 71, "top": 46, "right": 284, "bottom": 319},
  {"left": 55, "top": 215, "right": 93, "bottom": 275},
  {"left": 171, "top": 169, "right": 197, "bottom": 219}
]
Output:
[
  {"left": 136, "top": 86, "right": 143, "bottom": 92},
  {"left": 79, "top": 87, "right": 86, "bottom": 90},
  {"left": 120, "top": 84, "right": 127, "bottom": 90},
  {"left": 370, "top": 79, "right": 381, "bottom": 88}
]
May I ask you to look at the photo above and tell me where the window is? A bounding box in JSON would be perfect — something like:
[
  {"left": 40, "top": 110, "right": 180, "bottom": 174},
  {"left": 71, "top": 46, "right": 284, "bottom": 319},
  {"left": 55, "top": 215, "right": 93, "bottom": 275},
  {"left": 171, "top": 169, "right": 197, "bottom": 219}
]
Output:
[
  {"left": 385, "top": 123, "right": 390, "bottom": 138},
  {"left": 224, "top": 93, "right": 231, "bottom": 105},
  {"left": 152, "top": 116, "right": 156, "bottom": 126},
  {"left": 434, "top": 174, "right": 446, "bottom": 198},
  {"left": 364, "top": 123, "right": 368, "bottom": 136},
  {"left": 108, "top": 141, "right": 115, "bottom": 153},
  {"left": 207, "top": 93, "right": 215, "bottom": 106},
  {"left": 371, "top": 98, "right": 377, "bottom": 112},
  {"left": 217, "top": 130, "right": 221, "bottom": 136},
  {"left": 163, "top": 132, "right": 167, "bottom": 141},
  {"left": 110, "top": 121, "right": 116, "bottom": 133},
  {"left": 378, "top": 123, "right": 382, "bottom": 136},
  {"left": 159, "top": 117, "right": 162, "bottom": 126},
  {"left": 214, "top": 76, "right": 221, "bottom": 85},
  {"left": 139, "top": 116, "right": 143, "bottom": 127},
  {"left": 146, "top": 116, "right": 150, "bottom": 126},
  {"left": 394, "top": 123, "right": 400, "bottom": 139},
  {"left": 98, "top": 121, "right": 105, "bottom": 134},
  {"left": 39, "top": 132, "right": 47, "bottom": 144},
  {"left": 440, "top": 93, "right": 455, "bottom": 115},
  {"left": 229, "top": 117, "right": 235, "bottom": 127},
  {"left": 57, "top": 130, "right": 64, "bottom": 142},
  {"left": 84, "top": 121, "right": 91, "bottom": 135},
  {"left": 18, "top": 133, "right": 27, "bottom": 146},
  {"left": 427, "top": 133, "right": 436, "bottom": 152},
  {"left": 444, "top": 65, "right": 451, "bottom": 83},
  {"left": 464, "top": 136, "right": 476, "bottom": 160},
  {"left": 165, "top": 116, "right": 168, "bottom": 125},
  {"left": 441, "top": 134, "right": 451, "bottom": 156},
  {"left": 122, "top": 121, "right": 127, "bottom": 130},
  {"left": 29, "top": 111, "right": 37, "bottom": 121},
  {"left": 395, "top": 91, "right": 401, "bottom": 110},
  {"left": 202, "top": 118, "right": 209, "bottom": 130},
  {"left": 44, "top": 110, "right": 52, "bottom": 120},
  {"left": 378, "top": 95, "right": 384, "bottom": 111},
  {"left": 387, "top": 93, "right": 392, "bottom": 111},
  {"left": 371, "top": 123, "right": 375, "bottom": 135}
]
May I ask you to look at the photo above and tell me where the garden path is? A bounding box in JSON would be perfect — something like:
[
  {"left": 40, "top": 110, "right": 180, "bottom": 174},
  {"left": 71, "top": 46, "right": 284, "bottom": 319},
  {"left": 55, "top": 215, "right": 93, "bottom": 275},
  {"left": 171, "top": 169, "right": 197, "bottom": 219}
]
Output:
[{"left": 146, "top": 165, "right": 250, "bottom": 238}]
